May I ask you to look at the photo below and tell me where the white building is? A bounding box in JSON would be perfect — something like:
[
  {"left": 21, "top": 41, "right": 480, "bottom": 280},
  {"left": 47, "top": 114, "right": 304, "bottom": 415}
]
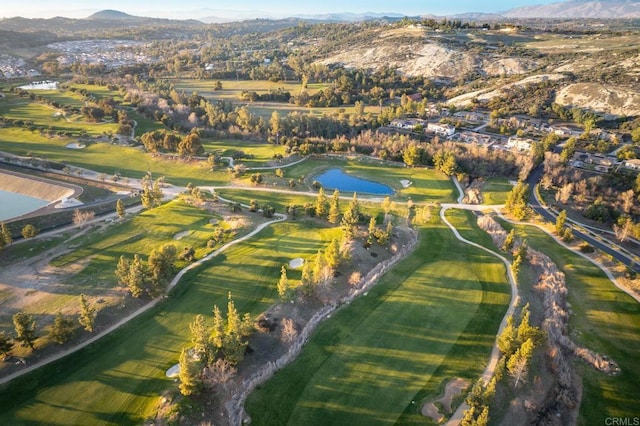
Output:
[
  {"left": 427, "top": 122, "right": 456, "bottom": 137},
  {"left": 506, "top": 137, "right": 533, "bottom": 152}
]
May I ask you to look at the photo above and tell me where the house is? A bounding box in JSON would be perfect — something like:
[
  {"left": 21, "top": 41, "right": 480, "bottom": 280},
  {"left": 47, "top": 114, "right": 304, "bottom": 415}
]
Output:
[
  {"left": 506, "top": 137, "right": 533, "bottom": 152},
  {"left": 427, "top": 122, "right": 456, "bottom": 137},
  {"left": 389, "top": 118, "right": 425, "bottom": 131},
  {"left": 623, "top": 159, "right": 640, "bottom": 171},
  {"left": 458, "top": 131, "right": 493, "bottom": 146}
]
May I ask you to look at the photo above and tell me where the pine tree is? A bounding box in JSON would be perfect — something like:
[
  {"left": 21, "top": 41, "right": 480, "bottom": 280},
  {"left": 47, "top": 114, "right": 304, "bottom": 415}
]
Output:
[
  {"left": 116, "top": 199, "right": 126, "bottom": 220},
  {"left": 190, "top": 314, "right": 211, "bottom": 363},
  {"left": 497, "top": 315, "right": 517, "bottom": 356},
  {"left": 315, "top": 187, "right": 327, "bottom": 218},
  {"left": 147, "top": 243, "right": 177, "bottom": 294},
  {"left": 50, "top": 312, "right": 75, "bottom": 344},
  {"left": 324, "top": 238, "right": 341, "bottom": 270},
  {"left": 277, "top": 265, "right": 290, "bottom": 300},
  {"left": 502, "top": 229, "right": 515, "bottom": 252},
  {"left": 78, "top": 294, "right": 96, "bottom": 333},
  {"left": 367, "top": 217, "right": 377, "bottom": 246},
  {"left": 178, "top": 347, "right": 202, "bottom": 396},
  {"left": 328, "top": 189, "right": 340, "bottom": 224},
  {"left": 127, "top": 254, "right": 146, "bottom": 297},
  {"left": 226, "top": 293, "right": 240, "bottom": 337},
  {"left": 301, "top": 258, "right": 313, "bottom": 295},
  {"left": 13, "top": 312, "right": 37, "bottom": 349},
  {"left": 115, "top": 255, "right": 130, "bottom": 286},
  {"left": 476, "top": 406, "right": 490, "bottom": 426},
  {"left": 312, "top": 250, "right": 326, "bottom": 284},
  {"left": 211, "top": 305, "right": 225, "bottom": 350},
  {"left": 0, "top": 222, "right": 12, "bottom": 247},
  {"left": 516, "top": 303, "right": 540, "bottom": 344},
  {"left": 507, "top": 337, "right": 535, "bottom": 388},
  {"left": 341, "top": 193, "right": 360, "bottom": 241},
  {"left": 381, "top": 196, "right": 393, "bottom": 218},
  {"left": 555, "top": 210, "right": 567, "bottom": 235}
]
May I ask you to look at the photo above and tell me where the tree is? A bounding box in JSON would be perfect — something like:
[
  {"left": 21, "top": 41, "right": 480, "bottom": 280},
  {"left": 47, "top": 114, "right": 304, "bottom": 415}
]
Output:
[
  {"left": 507, "top": 337, "right": 535, "bottom": 388},
  {"left": 341, "top": 193, "right": 360, "bottom": 241},
  {"left": 190, "top": 314, "right": 212, "bottom": 363},
  {"left": 367, "top": 217, "right": 378, "bottom": 246},
  {"left": 116, "top": 199, "right": 126, "bottom": 220},
  {"left": 403, "top": 142, "right": 421, "bottom": 167},
  {"left": 73, "top": 209, "right": 95, "bottom": 228},
  {"left": 328, "top": 189, "right": 340, "bottom": 224},
  {"left": 127, "top": 254, "right": 146, "bottom": 297},
  {"left": 50, "top": 312, "right": 75, "bottom": 344},
  {"left": 115, "top": 255, "right": 130, "bottom": 287},
  {"left": 21, "top": 224, "right": 38, "bottom": 239},
  {"left": 312, "top": 250, "right": 328, "bottom": 285},
  {"left": 555, "top": 210, "right": 567, "bottom": 235},
  {"left": 324, "top": 238, "right": 342, "bottom": 270},
  {"left": 0, "top": 331, "right": 14, "bottom": 358},
  {"left": 203, "top": 358, "right": 236, "bottom": 391},
  {"left": 78, "top": 294, "right": 96, "bottom": 333},
  {"left": 281, "top": 318, "right": 297, "bottom": 343},
  {"left": 13, "top": 312, "right": 37, "bottom": 349},
  {"left": 300, "top": 258, "right": 314, "bottom": 295},
  {"left": 614, "top": 217, "right": 634, "bottom": 242},
  {"left": 502, "top": 229, "right": 515, "bottom": 252},
  {"left": 315, "top": 187, "right": 328, "bottom": 218},
  {"left": 177, "top": 132, "right": 204, "bottom": 158},
  {"left": 147, "top": 243, "right": 177, "bottom": 294},
  {"left": 406, "top": 199, "right": 416, "bottom": 227},
  {"left": 178, "top": 348, "right": 203, "bottom": 396},
  {"left": 210, "top": 305, "right": 225, "bottom": 350},
  {"left": 497, "top": 315, "right": 517, "bottom": 356},
  {"left": 277, "top": 265, "right": 290, "bottom": 300},
  {"left": 381, "top": 197, "right": 393, "bottom": 220},
  {"left": 0, "top": 222, "right": 12, "bottom": 247},
  {"left": 504, "top": 181, "right": 529, "bottom": 220}
]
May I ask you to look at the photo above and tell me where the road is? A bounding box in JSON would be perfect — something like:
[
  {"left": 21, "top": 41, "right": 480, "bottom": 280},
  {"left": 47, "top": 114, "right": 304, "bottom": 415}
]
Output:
[{"left": 526, "top": 166, "right": 640, "bottom": 272}]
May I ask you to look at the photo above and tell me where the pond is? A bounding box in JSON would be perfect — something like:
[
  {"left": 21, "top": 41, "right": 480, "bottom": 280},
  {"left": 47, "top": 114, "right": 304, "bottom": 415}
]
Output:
[
  {"left": 314, "top": 168, "right": 393, "bottom": 195},
  {"left": 0, "top": 190, "right": 49, "bottom": 221}
]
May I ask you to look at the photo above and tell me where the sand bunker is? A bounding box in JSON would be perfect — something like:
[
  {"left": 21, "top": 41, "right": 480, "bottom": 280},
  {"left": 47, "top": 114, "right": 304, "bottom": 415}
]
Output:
[
  {"left": 400, "top": 179, "right": 412, "bottom": 188},
  {"left": 289, "top": 258, "right": 304, "bottom": 269},
  {"left": 421, "top": 378, "right": 470, "bottom": 422},
  {"left": 166, "top": 363, "right": 180, "bottom": 378},
  {"left": 65, "top": 142, "right": 86, "bottom": 149},
  {"left": 174, "top": 230, "right": 190, "bottom": 240}
]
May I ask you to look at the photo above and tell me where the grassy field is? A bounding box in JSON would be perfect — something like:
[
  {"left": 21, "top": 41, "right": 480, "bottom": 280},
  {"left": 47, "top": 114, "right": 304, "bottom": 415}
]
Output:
[
  {"left": 65, "top": 84, "right": 124, "bottom": 102},
  {"left": 497, "top": 219, "right": 640, "bottom": 424},
  {"left": 246, "top": 214, "right": 511, "bottom": 425},
  {"left": 0, "top": 92, "right": 119, "bottom": 136},
  {"left": 0, "top": 220, "right": 337, "bottom": 425},
  {"left": 0, "top": 127, "right": 229, "bottom": 186},
  {"left": 202, "top": 139, "right": 286, "bottom": 166},
  {"left": 28, "top": 89, "right": 87, "bottom": 108},
  {"left": 480, "top": 178, "right": 512, "bottom": 205}
]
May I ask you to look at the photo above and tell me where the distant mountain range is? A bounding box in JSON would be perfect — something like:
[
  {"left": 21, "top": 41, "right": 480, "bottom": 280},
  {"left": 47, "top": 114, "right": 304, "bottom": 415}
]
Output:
[{"left": 503, "top": 0, "right": 640, "bottom": 19}]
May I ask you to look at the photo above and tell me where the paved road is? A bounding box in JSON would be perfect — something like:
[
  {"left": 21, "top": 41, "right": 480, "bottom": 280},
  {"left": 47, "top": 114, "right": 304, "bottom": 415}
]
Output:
[{"left": 526, "top": 166, "right": 640, "bottom": 272}]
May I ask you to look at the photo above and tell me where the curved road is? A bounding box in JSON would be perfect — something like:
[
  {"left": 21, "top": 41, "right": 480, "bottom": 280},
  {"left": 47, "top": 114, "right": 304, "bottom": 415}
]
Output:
[{"left": 526, "top": 166, "right": 640, "bottom": 272}]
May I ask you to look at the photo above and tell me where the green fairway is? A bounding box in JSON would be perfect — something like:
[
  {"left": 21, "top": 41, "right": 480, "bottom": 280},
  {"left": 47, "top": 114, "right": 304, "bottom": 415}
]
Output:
[
  {"left": 0, "top": 221, "right": 337, "bottom": 425},
  {"left": 0, "top": 128, "right": 229, "bottom": 186},
  {"left": 246, "top": 216, "right": 511, "bottom": 425},
  {"left": 497, "top": 220, "right": 640, "bottom": 424},
  {"left": 202, "top": 139, "right": 286, "bottom": 166},
  {"left": 480, "top": 178, "right": 512, "bottom": 205}
]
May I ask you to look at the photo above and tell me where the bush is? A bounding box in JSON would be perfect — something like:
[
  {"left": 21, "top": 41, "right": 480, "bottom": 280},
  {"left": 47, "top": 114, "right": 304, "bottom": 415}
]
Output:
[
  {"left": 579, "top": 242, "right": 594, "bottom": 253},
  {"left": 21, "top": 224, "right": 38, "bottom": 239}
]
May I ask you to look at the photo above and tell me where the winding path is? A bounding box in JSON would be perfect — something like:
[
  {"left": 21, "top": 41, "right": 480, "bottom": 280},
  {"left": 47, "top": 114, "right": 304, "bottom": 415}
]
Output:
[{"left": 0, "top": 212, "right": 286, "bottom": 386}]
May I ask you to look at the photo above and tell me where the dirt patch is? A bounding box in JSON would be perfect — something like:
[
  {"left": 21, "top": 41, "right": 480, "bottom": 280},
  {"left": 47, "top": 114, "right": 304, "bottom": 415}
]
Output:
[{"left": 421, "top": 378, "right": 469, "bottom": 422}]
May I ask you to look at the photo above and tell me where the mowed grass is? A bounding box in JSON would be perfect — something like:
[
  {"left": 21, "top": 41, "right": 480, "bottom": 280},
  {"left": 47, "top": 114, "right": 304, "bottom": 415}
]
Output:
[
  {"left": 497, "top": 220, "right": 640, "bottom": 424},
  {"left": 28, "top": 89, "right": 87, "bottom": 108},
  {"left": 246, "top": 216, "right": 511, "bottom": 425},
  {"left": 0, "top": 221, "right": 337, "bottom": 425},
  {"left": 480, "top": 177, "right": 512, "bottom": 205},
  {"left": 0, "top": 127, "right": 229, "bottom": 186},
  {"left": 0, "top": 92, "right": 118, "bottom": 136},
  {"left": 170, "top": 78, "right": 328, "bottom": 100},
  {"left": 202, "top": 139, "right": 286, "bottom": 166},
  {"left": 66, "top": 84, "right": 124, "bottom": 102}
]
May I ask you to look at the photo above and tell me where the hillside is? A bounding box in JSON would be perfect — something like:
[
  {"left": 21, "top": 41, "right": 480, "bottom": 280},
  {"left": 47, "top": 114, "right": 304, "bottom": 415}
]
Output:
[
  {"left": 504, "top": 0, "right": 640, "bottom": 19},
  {"left": 318, "top": 26, "right": 538, "bottom": 80},
  {"left": 555, "top": 82, "right": 640, "bottom": 118}
]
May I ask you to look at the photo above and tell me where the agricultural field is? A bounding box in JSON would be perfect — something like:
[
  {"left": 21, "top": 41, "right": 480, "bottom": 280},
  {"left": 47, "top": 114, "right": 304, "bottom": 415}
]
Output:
[
  {"left": 246, "top": 214, "right": 511, "bottom": 425},
  {"left": 0, "top": 219, "right": 337, "bottom": 425}
]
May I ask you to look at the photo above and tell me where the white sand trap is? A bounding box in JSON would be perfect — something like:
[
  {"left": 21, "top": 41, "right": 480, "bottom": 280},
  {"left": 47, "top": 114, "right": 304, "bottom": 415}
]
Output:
[
  {"left": 421, "top": 377, "right": 470, "bottom": 421},
  {"left": 400, "top": 179, "right": 412, "bottom": 188},
  {"left": 65, "top": 142, "right": 86, "bottom": 149},
  {"left": 166, "top": 363, "right": 180, "bottom": 378},
  {"left": 289, "top": 258, "right": 304, "bottom": 269},
  {"left": 55, "top": 198, "right": 83, "bottom": 209},
  {"left": 174, "top": 230, "right": 190, "bottom": 240},
  {"left": 210, "top": 218, "right": 219, "bottom": 225}
]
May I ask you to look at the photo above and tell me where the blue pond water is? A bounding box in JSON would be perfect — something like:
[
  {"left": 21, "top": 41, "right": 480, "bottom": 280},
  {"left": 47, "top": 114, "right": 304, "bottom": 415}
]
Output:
[
  {"left": 0, "top": 190, "right": 48, "bottom": 221},
  {"left": 314, "top": 168, "right": 393, "bottom": 195}
]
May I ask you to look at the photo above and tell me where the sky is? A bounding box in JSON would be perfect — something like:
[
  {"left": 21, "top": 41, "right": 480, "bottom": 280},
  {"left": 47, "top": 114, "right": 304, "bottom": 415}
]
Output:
[{"left": 1, "top": 0, "right": 564, "bottom": 19}]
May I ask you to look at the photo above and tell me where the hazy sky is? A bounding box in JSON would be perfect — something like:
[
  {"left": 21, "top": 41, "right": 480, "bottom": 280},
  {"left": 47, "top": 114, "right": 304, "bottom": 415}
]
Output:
[{"left": 1, "top": 0, "right": 563, "bottom": 19}]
